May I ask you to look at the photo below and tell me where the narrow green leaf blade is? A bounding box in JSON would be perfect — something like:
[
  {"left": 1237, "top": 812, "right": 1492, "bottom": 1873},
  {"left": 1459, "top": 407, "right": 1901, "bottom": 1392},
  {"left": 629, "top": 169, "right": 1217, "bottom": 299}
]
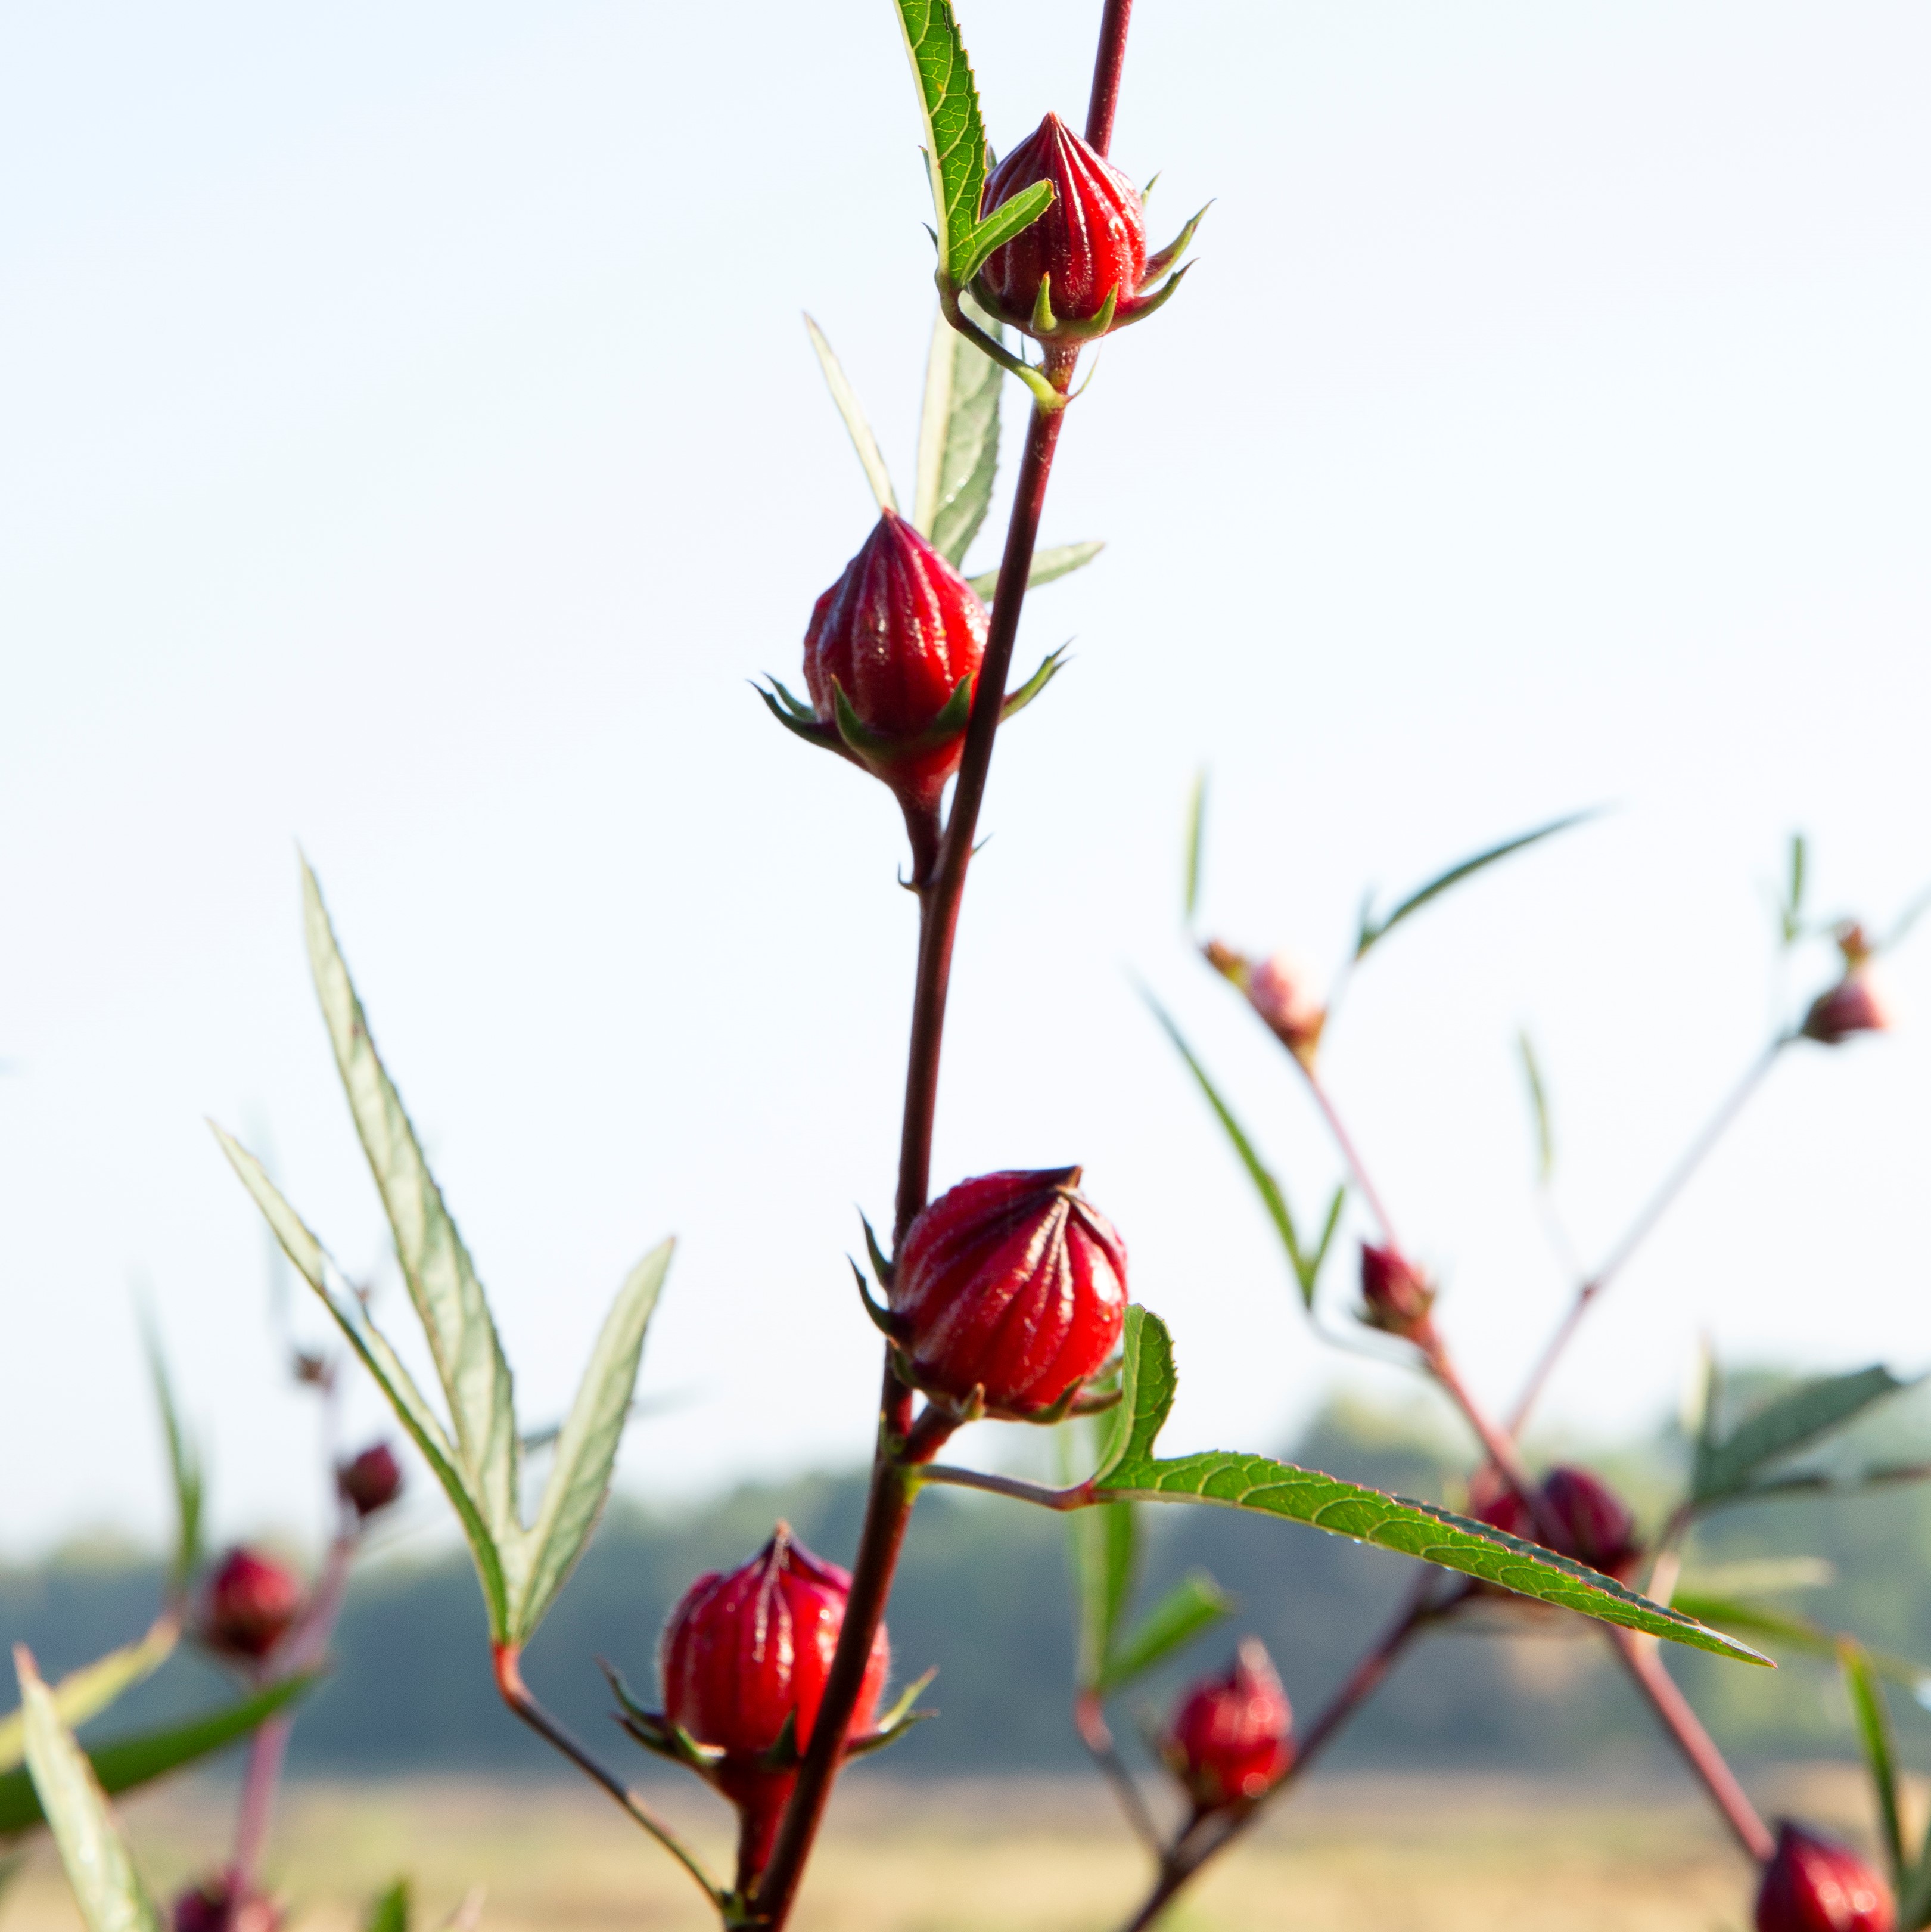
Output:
[
  {"left": 0, "top": 1620, "right": 178, "bottom": 1775},
  {"left": 803, "top": 315, "right": 898, "bottom": 515},
  {"left": 955, "top": 179, "right": 1053, "bottom": 288},
  {"left": 512, "top": 1238, "right": 674, "bottom": 1645},
  {"left": 1516, "top": 1030, "right": 1555, "bottom": 1187},
  {"left": 1183, "top": 771, "right": 1207, "bottom": 925},
  {"left": 0, "top": 1672, "right": 317, "bottom": 1836},
  {"left": 1092, "top": 1311, "right": 1770, "bottom": 1666},
  {"left": 915, "top": 293, "right": 1003, "bottom": 562},
  {"left": 1355, "top": 811, "right": 1596, "bottom": 961},
  {"left": 13, "top": 1650, "right": 161, "bottom": 1931},
  {"left": 1841, "top": 1640, "right": 1904, "bottom": 1883},
  {"left": 1674, "top": 1595, "right": 1926, "bottom": 1692},
  {"left": 301, "top": 861, "right": 519, "bottom": 1541},
  {"left": 212, "top": 1125, "right": 512, "bottom": 1641},
  {"left": 363, "top": 1880, "right": 411, "bottom": 1932},
  {"left": 1069, "top": 1500, "right": 1137, "bottom": 1688},
  {"left": 968, "top": 541, "right": 1106, "bottom": 602},
  {"left": 139, "top": 1313, "right": 203, "bottom": 1601},
  {"left": 892, "top": 0, "right": 988, "bottom": 281},
  {"left": 1094, "top": 1571, "right": 1234, "bottom": 1697},
  {"left": 1695, "top": 1366, "right": 1913, "bottom": 1503}
]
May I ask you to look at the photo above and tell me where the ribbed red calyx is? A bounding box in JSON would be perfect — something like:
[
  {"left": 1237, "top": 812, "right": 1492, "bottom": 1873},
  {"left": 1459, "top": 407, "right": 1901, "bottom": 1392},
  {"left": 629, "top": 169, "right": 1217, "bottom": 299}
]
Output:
[
  {"left": 802, "top": 508, "right": 988, "bottom": 807},
  {"left": 1357, "top": 1243, "right": 1436, "bottom": 1344},
  {"left": 1475, "top": 1465, "right": 1643, "bottom": 1581},
  {"left": 660, "top": 1524, "right": 889, "bottom": 1887},
  {"left": 337, "top": 1441, "right": 403, "bottom": 1519},
  {"left": 889, "top": 1167, "right": 1128, "bottom": 1420},
  {"left": 1802, "top": 972, "right": 1890, "bottom": 1046},
  {"left": 1756, "top": 1822, "right": 1895, "bottom": 1932},
  {"left": 1162, "top": 1638, "right": 1293, "bottom": 1813},
  {"left": 198, "top": 1548, "right": 303, "bottom": 1664},
  {"left": 978, "top": 113, "right": 1146, "bottom": 330}
]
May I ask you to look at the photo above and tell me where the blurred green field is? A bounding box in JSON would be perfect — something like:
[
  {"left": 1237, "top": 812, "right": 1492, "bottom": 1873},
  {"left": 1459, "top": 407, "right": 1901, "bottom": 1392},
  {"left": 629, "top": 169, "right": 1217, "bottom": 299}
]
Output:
[{"left": 1, "top": 1766, "right": 1890, "bottom": 1932}]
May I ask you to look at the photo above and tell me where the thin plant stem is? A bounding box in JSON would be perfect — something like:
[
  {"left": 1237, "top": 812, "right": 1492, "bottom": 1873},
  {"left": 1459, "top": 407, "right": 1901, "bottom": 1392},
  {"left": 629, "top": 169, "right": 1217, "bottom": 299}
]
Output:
[
  {"left": 492, "top": 1645, "right": 724, "bottom": 1909},
  {"left": 1301, "top": 1067, "right": 1401, "bottom": 1250},
  {"left": 1084, "top": 0, "right": 1134, "bottom": 154},
  {"left": 1075, "top": 1691, "right": 1164, "bottom": 1855},
  {"left": 1507, "top": 1039, "right": 1786, "bottom": 1437},
  {"left": 919, "top": 1463, "right": 1089, "bottom": 1509},
  {"left": 227, "top": 1713, "right": 290, "bottom": 1894}
]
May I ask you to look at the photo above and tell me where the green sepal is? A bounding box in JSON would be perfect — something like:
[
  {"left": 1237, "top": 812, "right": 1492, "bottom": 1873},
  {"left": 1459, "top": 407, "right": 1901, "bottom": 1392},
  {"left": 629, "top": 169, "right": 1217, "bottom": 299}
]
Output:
[
  {"left": 755, "top": 1708, "right": 801, "bottom": 1775},
  {"left": 755, "top": 682, "right": 842, "bottom": 754},
  {"left": 860, "top": 1212, "right": 896, "bottom": 1290},
  {"left": 1028, "top": 273, "right": 1058, "bottom": 337},
  {"left": 602, "top": 1662, "right": 724, "bottom": 1775},
  {"left": 999, "top": 647, "right": 1068, "bottom": 723},
  {"left": 851, "top": 1258, "right": 906, "bottom": 1341},
  {"left": 845, "top": 1668, "right": 939, "bottom": 1757},
  {"left": 1143, "top": 203, "right": 1211, "bottom": 284}
]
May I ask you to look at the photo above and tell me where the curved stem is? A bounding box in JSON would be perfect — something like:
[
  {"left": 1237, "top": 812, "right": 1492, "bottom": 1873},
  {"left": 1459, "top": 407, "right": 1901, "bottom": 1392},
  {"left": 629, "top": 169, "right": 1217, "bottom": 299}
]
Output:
[
  {"left": 1075, "top": 1691, "right": 1163, "bottom": 1856},
  {"left": 1301, "top": 1066, "right": 1401, "bottom": 1251},
  {"left": 493, "top": 1645, "right": 724, "bottom": 1909},
  {"left": 919, "top": 1462, "right": 1090, "bottom": 1510}
]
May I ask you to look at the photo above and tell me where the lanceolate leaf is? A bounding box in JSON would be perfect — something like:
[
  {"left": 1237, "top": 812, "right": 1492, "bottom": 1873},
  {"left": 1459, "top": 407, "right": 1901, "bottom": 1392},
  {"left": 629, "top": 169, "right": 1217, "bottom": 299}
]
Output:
[
  {"left": 1669, "top": 1595, "right": 1928, "bottom": 1694},
  {"left": 0, "top": 1619, "right": 178, "bottom": 1776},
  {"left": 967, "top": 541, "right": 1106, "bottom": 602},
  {"left": 1693, "top": 1365, "right": 1913, "bottom": 1504},
  {"left": 1069, "top": 1501, "right": 1137, "bottom": 1689},
  {"left": 915, "top": 293, "right": 1002, "bottom": 562},
  {"left": 13, "top": 1650, "right": 161, "bottom": 1931},
  {"left": 1517, "top": 1030, "right": 1554, "bottom": 1187},
  {"left": 1094, "top": 1571, "right": 1233, "bottom": 1697},
  {"left": 363, "top": 1880, "right": 411, "bottom": 1932},
  {"left": 1090, "top": 1310, "right": 1770, "bottom": 1665},
  {"left": 1840, "top": 1640, "right": 1904, "bottom": 1883},
  {"left": 5, "top": 1655, "right": 314, "bottom": 1839},
  {"left": 513, "top": 1239, "right": 673, "bottom": 1644},
  {"left": 1183, "top": 772, "right": 1207, "bottom": 926},
  {"left": 1355, "top": 811, "right": 1595, "bottom": 961},
  {"left": 803, "top": 315, "right": 899, "bottom": 515},
  {"left": 140, "top": 1314, "right": 203, "bottom": 1601},
  {"left": 303, "top": 861, "right": 520, "bottom": 1544}
]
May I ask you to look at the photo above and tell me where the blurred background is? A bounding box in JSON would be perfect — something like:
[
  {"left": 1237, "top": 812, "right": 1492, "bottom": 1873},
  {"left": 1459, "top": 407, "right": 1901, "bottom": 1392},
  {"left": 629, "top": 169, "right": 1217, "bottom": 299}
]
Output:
[{"left": 4, "top": 0, "right": 1931, "bottom": 1887}]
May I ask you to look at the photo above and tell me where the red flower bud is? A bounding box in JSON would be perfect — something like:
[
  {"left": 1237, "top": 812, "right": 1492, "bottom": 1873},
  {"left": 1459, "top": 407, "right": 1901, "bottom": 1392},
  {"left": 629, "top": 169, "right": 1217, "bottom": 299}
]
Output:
[
  {"left": 337, "top": 1441, "right": 403, "bottom": 1518},
  {"left": 800, "top": 508, "right": 987, "bottom": 815},
  {"left": 976, "top": 115, "right": 1199, "bottom": 346},
  {"left": 1162, "top": 1638, "right": 1293, "bottom": 1813},
  {"left": 197, "top": 1547, "right": 303, "bottom": 1664},
  {"left": 172, "top": 1879, "right": 281, "bottom": 1932},
  {"left": 1475, "top": 1465, "right": 1643, "bottom": 1581},
  {"left": 1802, "top": 971, "right": 1890, "bottom": 1046},
  {"left": 889, "top": 1168, "right": 1129, "bottom": 1420},
  {"left": 1245, "top": 950, "right": 1326, "bottom": 1064},
  {"left": 1357, "top": 1243, "right": 1436, "bottom": 1344},
  {"left": 660, "top": 1524, "right": 888, "bottom": 1888},
  {"left": 1756, "top": 1822, "right": 1895, "bottom": 1932}
]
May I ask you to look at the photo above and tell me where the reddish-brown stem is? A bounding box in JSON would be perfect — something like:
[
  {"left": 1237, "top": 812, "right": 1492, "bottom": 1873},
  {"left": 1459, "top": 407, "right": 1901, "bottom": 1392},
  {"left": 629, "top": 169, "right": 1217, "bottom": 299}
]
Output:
[
  {"left": 1610, "top": 1630, "right": 1775, "bottom": 1861},
  {"left": 1506, "top": 1039, "right": 1784, "bottom": 1437},
  {"left": 1075, "top": 1690, "right": 1163, "bottom": 1854},
  {"left": 1301, "top": 1066, "right": 1401, "bottom": 1251},
  {"left": 493, "top": 1644, "right": 723, "bottom": 1908},
  {"left": 1084, "top": 0, "right": 1135, "bottom": 154}
]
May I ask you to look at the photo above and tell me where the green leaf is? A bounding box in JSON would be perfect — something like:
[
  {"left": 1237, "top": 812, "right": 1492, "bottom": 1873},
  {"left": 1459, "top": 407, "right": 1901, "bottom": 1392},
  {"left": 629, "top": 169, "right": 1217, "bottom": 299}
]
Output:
[
  {"left": 914, "top": 293, "right": 1003, "bottom": 563},
  {"left": 1093, "top": 1570, "right": 1234, "bottom": 1697},
  {"left": 363, "top": 1880, "right": 411, "bottom": 1932},
  {"left": 1667, "top": 1595, "right": 1928, "bottom": 1692},
  {"left": 1069, "top": 1501, "right": 1137, "bottom": 1689},
  {"left": 1693, "top": 1365, "right": 1914, "bottom": 1504},
  {"left": 512, "top": 1239, "right": 672, "bottom": 1645},
  {"left": 1517, "top": 1030, "right": 1554, "bottom": 1187},
  {"left": 803, "top": 314, "right": 899, "bottom": 516},
  {"left": 0, "top": 1619, "right": 178, "bottom": 1776},
  {"left": 13, "top": 1649, "right": 161, "bottom": 1932},
  {"left": 140, "top": 1311, "right": 203, "bottom": 1601},
  {"left": 967, "top": 541, "right": 1106, "bottom": 602},
  {"left": 1183, "top": 771, "right": 1207, "bottom": 926},
  {"left": 892, "top": 0, "right": 990, "bottom": 284},
  {"left": 212, "top": 1125, "right": 512, "bottom": 1642},
  {"left": 1355, "top": 811, "right": 1596, "bottom": 961},
  {"left": 956, "top": 180, "right": 1053, "bottom": 288},
  {"left": 1145, "top": 996, "right": 1326, "bottom": 1307},
  {"left": 1841, "top": 1639, "right": 1904, "bottom": 1883},
  {"left": 1090, "top": 1310, "right": 1770, "bottom": 1666},
  {"left": 1782, "top": 833, "right": 1808, "bottom": 947}
]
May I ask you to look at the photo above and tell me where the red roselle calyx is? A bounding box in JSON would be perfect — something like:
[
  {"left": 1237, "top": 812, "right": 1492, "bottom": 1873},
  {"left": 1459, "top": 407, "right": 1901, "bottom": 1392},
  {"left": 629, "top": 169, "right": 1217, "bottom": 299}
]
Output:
[
  {"left": 975, "top": 113, "right": 1201, "bottom": 348},
  {"left": 337, "top": 1440, "right": 403, "bottom": 1518},
  {"left": 1161, "top": 1638, "right": 1293, "bottom": 1814},
  {"left": 1802, "top": 970, "right": 1890, "bottom": 1046},
  {"left": 659, "top": 1524, "right": 890, "bottom": 1890},
  {"left": 197, "top": 1547, "right": 303, "bottom": 1665},
  {"left": 1475, "top": 1465, "right": 1643, "bottom": 1582},
  {"left": 887, "top": 1167, "right": 1128, "bottom": 1421},
  {"left": 1756, "top": 1822, "right": 1895, "bottom": 1932},
  {"left": 1357, "top": 1243, "right": 1437, "bottom": 1346}
]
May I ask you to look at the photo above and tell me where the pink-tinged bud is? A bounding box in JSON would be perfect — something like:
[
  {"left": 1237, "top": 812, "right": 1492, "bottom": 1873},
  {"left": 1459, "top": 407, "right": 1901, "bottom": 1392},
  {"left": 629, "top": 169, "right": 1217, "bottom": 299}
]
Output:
[
  {"left": 1245, "top": 951, "right": 1326, "bottom": 1065},
  {"left": 337, "top": 1441, "right": 403, "bottom": 1519},
  {"left": 1475, "top": 1465, "right": 1643, "bottom": 1582},
  {"left": 661, "top": 1524, "right": 889, "bottom": 1888},
  {"left": 1756, "top": 1822, "right": 1895, "bottom": 1932},
  {"left": 197, "top": 1547, "right": 303, "bottom": 1664},
  {"left": 801, "top": 508, "right": 988, "bottom": 813},
  {"left": 1357, "top": 1243, "right": 1436, "bottom": 1344},
  {"left": 172, "top": 1880, "right": 281, "bottom": 1932},
  {"left": 889, "top": 1168, "right": 1129, "bottom": 1420},
  {"left": 1161, "top": 1638, "right": 1293, "bottom": 1813},
  {"left": 1802, "top": 971, "right": 1890, "bottom": 1046}
]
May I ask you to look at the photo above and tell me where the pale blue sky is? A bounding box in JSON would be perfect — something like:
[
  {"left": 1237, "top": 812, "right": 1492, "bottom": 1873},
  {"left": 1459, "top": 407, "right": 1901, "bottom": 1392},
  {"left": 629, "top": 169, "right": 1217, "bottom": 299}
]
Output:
[{"left": 4, "top": 2, "right": 1929, "bottom": 1553}]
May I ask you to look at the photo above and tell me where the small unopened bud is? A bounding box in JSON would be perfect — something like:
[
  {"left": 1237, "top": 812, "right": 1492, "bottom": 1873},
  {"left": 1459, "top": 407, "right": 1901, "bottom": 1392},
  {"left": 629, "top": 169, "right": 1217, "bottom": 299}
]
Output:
[
  {"left": 890, "top": 1168, "right": 1129, "bottom": 1420},
  {"left": 1801, "top": 971, "right": 1890, "bottom": 1046},
  {"left": 660, "top": 1524, "right": 889, "bottom": 1890},
  {"left": 1245, "top": 951, "right": 1326, "bottom": 1065},
  {"left": 172, "top": 1879, "right": 281, "bottom": 1932},
  {"left": 1161, "top": 1638, "right": 1293, "bottom": 1813},
  {"left": 1475, "top": 1464, "right": 1643, "bottom": 1582},
  {"left": 1755, "top": 1821, "right": 1894, "bottom": 1932},
  {"left": 1357, "top": 1243, "right": 1436, "bottom": 1344},
  {"left": 337, "top": 1441, "right": 403, "bottom": 1519},
  {"left": 197, "top": 1548, "right": 302, "bottom": 1664}
]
